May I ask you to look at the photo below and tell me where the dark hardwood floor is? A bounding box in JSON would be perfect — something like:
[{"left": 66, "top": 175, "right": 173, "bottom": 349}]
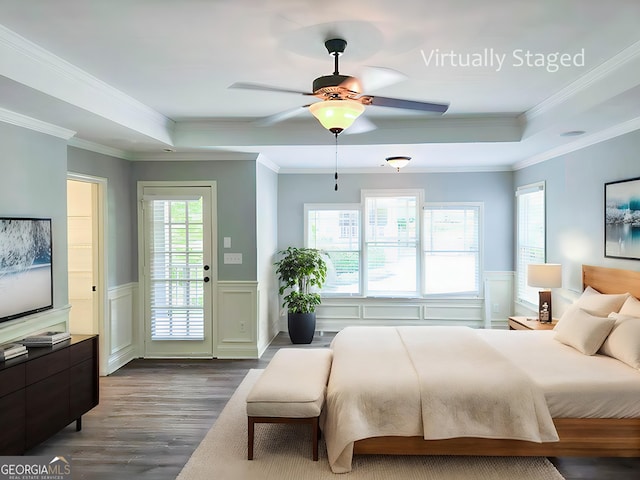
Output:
[{"left": 26, "top": 332, "right": 639, "bottom": 480}]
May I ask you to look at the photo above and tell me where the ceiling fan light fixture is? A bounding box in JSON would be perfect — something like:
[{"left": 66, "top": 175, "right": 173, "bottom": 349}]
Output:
[
  {"left": 309, "top": 99, "right": 365, "bottom": 134},
  {"left": 386, "top": 156, "right": 411, "bottom": 172}
]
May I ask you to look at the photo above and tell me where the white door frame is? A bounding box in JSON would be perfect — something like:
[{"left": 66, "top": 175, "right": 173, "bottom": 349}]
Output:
[
  {"left": 137, "top": 180, "right": 218, "bottom": 358},
  {"left": 67, "top": 172, "right": 108, "bottom": 375}
]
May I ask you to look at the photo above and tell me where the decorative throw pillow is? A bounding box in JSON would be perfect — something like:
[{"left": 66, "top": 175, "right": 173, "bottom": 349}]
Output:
[
  {"left": 619, "top": 295, "right": 640, "bottom": 318},
  {"left": 554, "top": 306, "right": 616, "bottom": 355},
  {"left": 599, "top": 313, "right": 640, "bottom": 369},
  {"left": 574, "top": 286, "right": 629, "bottom": 316}
]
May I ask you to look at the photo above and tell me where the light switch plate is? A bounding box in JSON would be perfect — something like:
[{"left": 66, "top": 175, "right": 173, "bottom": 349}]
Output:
[
  {"left": 224, "top": 253, "right": 242, "bottom": 264},
  {"left": 223, "top": 237, "right": 231, "bottom": 248}
]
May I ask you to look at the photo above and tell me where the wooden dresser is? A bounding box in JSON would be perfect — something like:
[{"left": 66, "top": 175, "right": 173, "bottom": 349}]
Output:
[{"left": 0, "top": 334, "right": 99, "bottom": 454}]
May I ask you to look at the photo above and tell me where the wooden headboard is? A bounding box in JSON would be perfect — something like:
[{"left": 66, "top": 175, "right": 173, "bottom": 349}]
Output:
[{"left": 583, "top": 264, "right": 640, "bottom": 299}]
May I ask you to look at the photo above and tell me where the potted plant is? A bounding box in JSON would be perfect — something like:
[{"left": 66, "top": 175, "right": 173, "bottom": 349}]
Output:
[{"left": 275, "top": 246, "right": 327, "bottom": 344}]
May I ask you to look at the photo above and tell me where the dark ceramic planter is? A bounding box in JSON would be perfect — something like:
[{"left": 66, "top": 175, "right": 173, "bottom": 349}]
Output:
[{"left": 287, "top": 312, "right": 316, "bottom": 344}]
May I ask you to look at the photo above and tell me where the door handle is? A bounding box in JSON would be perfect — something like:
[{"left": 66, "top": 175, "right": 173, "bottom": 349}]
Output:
[
  {"left": 204, "top": 265, "right": 210, "bottom": 271},
  {"left": 204, "top": 277, "right": 210, "bottom": 283}
]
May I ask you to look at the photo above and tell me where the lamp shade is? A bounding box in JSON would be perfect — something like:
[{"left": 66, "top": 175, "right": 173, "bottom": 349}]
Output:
[
  {"left": 386, "top": 156, "right": 411, "bottom": 171},
  {"left": 309, "top": 99, "right": 365, "bottom": 134},
  {"left": 527, "top": 263, "right": 562, "bottom": 288}
]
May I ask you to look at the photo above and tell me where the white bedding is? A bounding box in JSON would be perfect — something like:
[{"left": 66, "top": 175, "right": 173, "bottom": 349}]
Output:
[
  {"left": 323, "top": 326, "right": 564, "bottom": 473},
  {"left": 477, "top": 329, "right": 640, "bottom": 418}
]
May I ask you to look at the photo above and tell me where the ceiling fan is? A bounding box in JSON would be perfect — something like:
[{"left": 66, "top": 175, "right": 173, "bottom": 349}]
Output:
[{"left": 230, "top": 38, "right": 449, "bottom": 134}]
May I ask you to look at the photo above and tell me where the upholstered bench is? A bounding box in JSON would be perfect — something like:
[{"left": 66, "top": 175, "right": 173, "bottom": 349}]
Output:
[{"left": 246, "top": 348, "right": 333, "bottom": 461}]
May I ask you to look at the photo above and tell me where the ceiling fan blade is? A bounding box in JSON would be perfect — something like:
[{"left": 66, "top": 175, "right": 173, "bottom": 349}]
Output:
[
  {"left": 254, "top": 105, "right": 311, "bottom": 126},
  {"left": 362, "top": 95, "right": 449, "bottom": 114},
  {"left": 229, "top": 82, "right": 313, "bottom": 96},
  {"left": 343, "top": 116, "right": 377, "bottom": 135},
  {"left": 358, "top": 66, "right": 407, "bottom": 92}
]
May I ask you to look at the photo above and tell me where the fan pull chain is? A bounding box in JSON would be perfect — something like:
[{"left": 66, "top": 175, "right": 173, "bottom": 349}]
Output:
[{"left": 334, "top": 131, "right": 339, "bottom": 191}]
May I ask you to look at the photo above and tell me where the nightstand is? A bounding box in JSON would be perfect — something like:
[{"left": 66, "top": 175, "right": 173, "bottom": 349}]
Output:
[{"left": 508, "top": 316, "right": 558, "bottom": 331}]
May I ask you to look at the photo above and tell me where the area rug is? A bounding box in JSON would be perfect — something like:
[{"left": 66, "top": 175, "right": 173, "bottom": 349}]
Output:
[{"left": 177, "top": 369, "right": 565, "bottom": 480}]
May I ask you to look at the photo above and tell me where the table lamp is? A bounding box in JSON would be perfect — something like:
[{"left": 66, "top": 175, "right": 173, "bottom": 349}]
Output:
[{"left": 527, "top": 263, "right": 562, "bottom": 323}]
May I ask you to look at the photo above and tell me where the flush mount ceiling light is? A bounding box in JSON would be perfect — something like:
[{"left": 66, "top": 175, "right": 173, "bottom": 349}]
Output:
[
  {"left": 386, "top": 156, "right": 411, "bottom": 172},
  {"left": 308, "top": 99, "right": 365, "bottom": 134},
  {"left": 560, "top": 130, "right": 586, "bottom": 137}
]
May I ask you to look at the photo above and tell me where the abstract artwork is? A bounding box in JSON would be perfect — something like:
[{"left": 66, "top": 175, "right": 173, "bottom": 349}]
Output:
[{"left": 605, "top": 177, "right": 640, "bottom": 259}]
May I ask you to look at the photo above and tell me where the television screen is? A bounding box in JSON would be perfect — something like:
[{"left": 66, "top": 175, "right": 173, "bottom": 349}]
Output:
[{"left": 0, "top": 218, "right": 53, "bottom": 323}]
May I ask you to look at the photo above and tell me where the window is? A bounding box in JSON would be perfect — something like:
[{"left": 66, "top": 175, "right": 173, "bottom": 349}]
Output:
[
  {"left": 423, "top": 204, "right": 482, "bottom": 295},
  {"left": 149, "top": 197, "right": 205, "bottom": 340},
  {"left": 305, "top": 191, "right": 483, "bottom": 298},
  {"left": 364, "top": 191, "right": 420, "bottom": 296},
  {"left": 516, "top": 182, "right": 546, "bottom": 305},
  {"left": 306, "top": 205, "right": 361, "bottom": 294}
]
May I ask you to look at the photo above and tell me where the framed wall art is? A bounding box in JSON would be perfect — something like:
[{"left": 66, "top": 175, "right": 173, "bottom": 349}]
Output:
[{"left": 605, "top": 176, "right": 640, "bottom": 259}]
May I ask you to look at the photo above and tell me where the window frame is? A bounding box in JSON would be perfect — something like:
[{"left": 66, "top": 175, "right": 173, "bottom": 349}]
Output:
[
  {"left": 361, "top": 189, "right": 422, "bottom": 297},
  {"left": 515, "top": 181, "right": 546, "bottom": 308},
  {"left": 422, "top": 202, "right": 484, "bottom": 297},
  {"left": 304, "top": 191, "right": 485, "bottom": 299},
  {"left": 304, "top": 203, "right": 363, "bottom": 296}
]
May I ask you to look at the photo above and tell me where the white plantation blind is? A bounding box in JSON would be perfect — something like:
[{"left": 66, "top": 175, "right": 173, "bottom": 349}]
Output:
[
  {"left": 306, "top": 205, "right": 361, "bottom": 294},
  {"left": 149, "top": 197, "right": 205, "bottom": 340},
  {"left": 423, "top": 204, "right": 481, "bottom": 295},
  {"left": 516, "top": 183, "right": 546, "bottom": 305}
]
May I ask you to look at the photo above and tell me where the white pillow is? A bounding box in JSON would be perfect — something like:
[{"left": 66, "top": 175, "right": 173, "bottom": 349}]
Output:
[
  {"left": 599, "top": 313, "right": 640, "bottom": 369},
  {"left": 619, "top": 295, "right": 640, "bottom": 318},
  {"left": 554, "top": 306, "right": 616, "bottom": 355},
  {"left": 575, "top": 286, "right": 629, "bottom": 316}
]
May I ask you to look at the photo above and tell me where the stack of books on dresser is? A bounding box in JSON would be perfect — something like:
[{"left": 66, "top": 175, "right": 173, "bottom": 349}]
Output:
[
  {"left": 0, "top": 342, "right": 28, "bottom": 361},
  {"left": 21, "top": 331, "right": 71, "bottom": 347}
]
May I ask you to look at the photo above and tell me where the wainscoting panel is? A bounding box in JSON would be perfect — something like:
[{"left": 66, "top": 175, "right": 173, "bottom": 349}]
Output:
[
  {"left": 288, "top": 272, "right": 515, "bottom": 333},
  {"left": 317, "top": 304, "right": 361, "bottom": 320},
  {"left": 364, "top": 304, "right": 422, "bottom": 320},
  {"left": 216, "top": 281, "right": 259, "bottom": 359},
  {"left": 483, "top": 271, "right": 515, "bottom": 329},
  {"left": 106, "top": 283, "right": 137, "bottom": 375}
]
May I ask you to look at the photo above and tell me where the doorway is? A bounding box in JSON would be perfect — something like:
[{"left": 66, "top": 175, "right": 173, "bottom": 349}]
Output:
[
  {"left": 138, "top": 182, "right": 217, "bottom": 358},
  {"left": 67, "top": 174, "right": 106, "bottom": 372}
]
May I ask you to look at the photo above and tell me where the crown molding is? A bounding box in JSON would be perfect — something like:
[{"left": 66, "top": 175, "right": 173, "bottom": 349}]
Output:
[
  {"left": 526, "top": 39, "right": 640, "bottom": 121},
  {"left": 513, "top": 115, "right": 640, "bottom": 170},
  {"left": 0, "top": 24, "right": 174, "bottom": 144},
  {"left": 0, "top": 107, "right": 76, "bottom": 139},
  {"left": 130, "top": 151, "right": 259, "bottom": 162},
  {"left": 67, "top": 137, "right": 132, "bottom": 160},
  {"left": 278, "top": 165, "right": 512, "bottom": 174},
  {"left": 256, "top": 153, "right": 280, "bottom": 173}
]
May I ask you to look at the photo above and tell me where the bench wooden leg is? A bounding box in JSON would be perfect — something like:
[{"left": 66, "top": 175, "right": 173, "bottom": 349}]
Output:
[
  {"left": 247, "top": 416, "right": 320, "bottom": 460},
  {"left": 248, "top": 417, "right": 255, "bottom": 460},
  {"left": 312, "top": 417, "right": 319, "bottom": 461}
]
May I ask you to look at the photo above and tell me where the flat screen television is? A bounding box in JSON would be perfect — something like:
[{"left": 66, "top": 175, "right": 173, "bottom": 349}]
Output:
[{"left": 0, "top": 218, "right": 53, "bottom": 323}]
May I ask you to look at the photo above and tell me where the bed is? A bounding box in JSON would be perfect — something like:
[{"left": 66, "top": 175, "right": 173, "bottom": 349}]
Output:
[{"left": 322, "top": 265, "right": 640, "bottom": 473}]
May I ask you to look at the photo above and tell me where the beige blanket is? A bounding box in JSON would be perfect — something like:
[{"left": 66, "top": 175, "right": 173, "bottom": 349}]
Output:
[{"left": 323, "top": 326, "right": 558, "bottom": 473}]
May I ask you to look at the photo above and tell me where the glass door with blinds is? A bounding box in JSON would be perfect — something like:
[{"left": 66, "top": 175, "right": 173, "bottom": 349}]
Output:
[{"left": 140, "top": 184, "right": 216, "bottom": 358}]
